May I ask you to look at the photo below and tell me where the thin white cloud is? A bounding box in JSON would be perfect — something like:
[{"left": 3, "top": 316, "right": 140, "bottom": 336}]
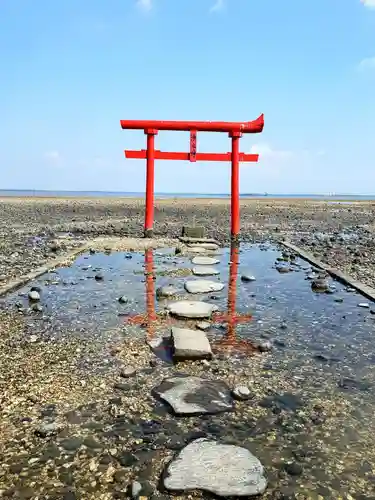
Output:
[
  {"left": 358, "top": 56, "right": 375, "bottom": 70},
  {"left": 210, "top": 0, "right": 224, "bottom": 13},
  {"left": 137, "top": 0, "right": 152, "bottom": 13},
  {"left": 362, "top": 0, "right": 375, "bottom": 8},
  {"left": 249, "top": 143, "right": 293, "bottom": 160},
  {"left": 44, "top": 151, "right": 62, "bottom": 164}
]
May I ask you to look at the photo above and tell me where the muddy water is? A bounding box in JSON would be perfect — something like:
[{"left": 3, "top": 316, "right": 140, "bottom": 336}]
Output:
[{"left": 1, "top": 244, "right": 375, "bottom": 498}]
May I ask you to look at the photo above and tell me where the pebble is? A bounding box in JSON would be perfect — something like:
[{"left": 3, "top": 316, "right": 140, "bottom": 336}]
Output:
[
  {"left": 358, "top": 302, "right": 370, "bottom": 308},
  {"left": 241, "top": 274, "right": 256, "bottom": 282},
  {"left": 232, "top": 385, "right": 252, "bottom": 400},
  {"left": 28, "top": 290, "right": 40, "bottom": 301},
  {"left": 120, "top": 366, "right": 137, "bottom": 378},
  {"left": 118, "top": 295, "right": 128, "bottom": 303}
]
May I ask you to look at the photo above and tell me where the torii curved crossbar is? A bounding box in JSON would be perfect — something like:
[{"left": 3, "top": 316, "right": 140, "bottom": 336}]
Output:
[{"left": 120, "top": 114, "right": 264, "bottom": 134}]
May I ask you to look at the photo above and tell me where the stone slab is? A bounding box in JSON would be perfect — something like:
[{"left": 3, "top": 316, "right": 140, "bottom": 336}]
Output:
[
  {"left": 181, "top": 226, "right": 205, "bottom": 239},
  {"left": 163, "top": 438, "right": 267, "bottom": 496},
  {"left": 166, "top": 301, "right": 218, "bottom": 318},
  {"left": 191, "top": 256, "right": 220, "bottom": 265},
  {"left": 153, "top": 375, "right": 233, "bottom": 415},
  {"left": 192, "top": 267, "right": 220, "bottom": 276},
  {"left": 171, "top": 326, "right": 212, "bottom": 360},
  {"left": 184, "top": 280, "right": 224, "bottom": 294}
]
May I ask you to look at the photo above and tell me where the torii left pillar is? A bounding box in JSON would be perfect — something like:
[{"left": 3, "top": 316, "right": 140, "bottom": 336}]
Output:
[{"left": 120, "top": 115, "right": 264, "bottom": 241}]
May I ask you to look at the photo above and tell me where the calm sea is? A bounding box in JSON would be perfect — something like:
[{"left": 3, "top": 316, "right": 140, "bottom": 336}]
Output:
[{"left": 0, "top": 190, "right": 374, "bottom": 201}]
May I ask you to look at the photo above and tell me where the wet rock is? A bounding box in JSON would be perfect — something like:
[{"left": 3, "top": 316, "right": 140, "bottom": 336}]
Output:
[
  {"left": 184, "top": 280, "right": 224, "bottom": 294},
  {"left": 118, "top": 451, "right": 138, "bottom": 467},
  {"left": 153, "top": 375, "right": 233, "bottom": 415},
  {"left": 31, "top": 303, "right": 43, "bottom": 312},
  {"left": 196, "top": 321, "right": 211, "bottom": 331},
  {"left": 28, "top": 290, "right": 40, "bottom": 301},
  {"left": 166, "top": 301, "right": 218, "bottom": 319},
  {"left": 35, "top": 422, "right": 62, "bottom": 438},
  {"left": 163, "top": 438, "right": 267, "bottom": 496},
  {"left": 232, "top": 385, "right": 252, "bottom": 400},
  {"left": 192, "top": 256, "right": 220, "bottom": 265},
  {"left": 118, "top": 295, "right": 128, "bottom": 304},
  {"left": 156, "top": 285, "right": 179, "bottom": 299},
  {"left": 284, "top": 462, "right": 303, "bottom": 476},
  {"left": 338, "top": 377, "right": 371, "bottom": 391},
  {"left": 192, "top": 267, "right": 220, "bottom": 276},
  {"left": 358, "top": 302, "right": 370, "bottom": 308},
  {"left": 95, "top": 273, "right": 104, "bottom": 281},
  {"left": 276, "top": 264, "right": 291, "bottom": 273},
  {"left": 258, "top": 341, "right": 272, "bottom": 352},
  {"left": 120, "top": 366, "right": 137, "bottom": 378},
  {"left": 241, "top": 274, "right": 256, "bottom": 282},
  {"left": 311, "top": 278, "right": 330, "bottom": 292},
  {"left": 60, "top": 437, "right": 83, "bottom": 451},
  {"left": 171, "top": 326, "right": 212, "bottom": 360}
]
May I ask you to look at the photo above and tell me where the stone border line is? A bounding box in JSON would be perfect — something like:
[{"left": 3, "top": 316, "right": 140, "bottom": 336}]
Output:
[
  {"left": 0, "top": 244, "right": 89, "bottom": 298},
  {"left": 281, "top": 240, "right": 375, "bottom": 303}
]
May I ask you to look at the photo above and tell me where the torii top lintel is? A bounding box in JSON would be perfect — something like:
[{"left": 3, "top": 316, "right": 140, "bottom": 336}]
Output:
[{"left": 120, "top": 113, "right": 264, "bottom": 134}]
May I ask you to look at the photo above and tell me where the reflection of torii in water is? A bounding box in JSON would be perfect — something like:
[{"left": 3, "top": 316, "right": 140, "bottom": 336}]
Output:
[{"left": 125, "top": 244, "right": 256, "bottom": 354}]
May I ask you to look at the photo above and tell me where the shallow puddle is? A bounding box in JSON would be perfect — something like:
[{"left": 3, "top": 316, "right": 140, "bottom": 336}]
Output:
[{"left": 1, "top": 243, "right": 375, "bottom": 498}]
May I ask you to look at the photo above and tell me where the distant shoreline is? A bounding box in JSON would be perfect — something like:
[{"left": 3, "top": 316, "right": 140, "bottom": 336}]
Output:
[{"left": 0, "top": 190, "right": 374, "bottom": 202}]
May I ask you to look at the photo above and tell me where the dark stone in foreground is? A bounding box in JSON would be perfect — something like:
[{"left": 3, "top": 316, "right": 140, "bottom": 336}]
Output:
[
  {"left": 163, "top": 438, "right": 267, "bottom": 496},
  {"left": 153, "top": 375, "right": 233, "bottom": 415}
]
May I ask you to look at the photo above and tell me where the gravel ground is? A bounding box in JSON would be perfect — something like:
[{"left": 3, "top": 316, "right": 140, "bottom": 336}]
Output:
[{"left": 0, "top": 196, "right": 375, "bottom": 288}]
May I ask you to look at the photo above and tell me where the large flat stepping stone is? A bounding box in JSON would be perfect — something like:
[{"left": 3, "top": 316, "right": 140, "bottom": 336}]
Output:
[
  {"left": 191, "top": 256, "right": 220, "bottom": 265},
  {"left": 192, "top": 267, "right": 220, "bottom": 276},
  {"left": 163, "top": 438, "right": 267, "bottom": 496},
  {"left": 185, "top": 280, "right": 224, "bottom": 294},
  {"left": 167, "top": 301, "right": 218, "bottom": 318},
  {"left": 153, "top": 375, "right": 233, "bottom": 415},
  {"left": 171, "top": 326, "right": 212, "bottom": 360}
]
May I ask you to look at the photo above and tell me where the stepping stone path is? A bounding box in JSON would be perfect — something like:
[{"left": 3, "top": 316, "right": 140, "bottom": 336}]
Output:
[
  {"left": 166, "top": 300, "right": 218, "bottom": 318},
  {"left": 164, "top": 438, "right": 267, "bottom": 497},
  {"left": 153, "top": 375, "right": 233, "bottom": 415},
  {"left": 184, "top": 280, "right": 224, "bottom": 294},
  {"left": 171, "top": 326, "right": 212, "bottom": 360},
  {"left": 191, "top": 256, "right": 220, "bottom": 265},
  {"left": 193, "top": 267, "right": 220, "bottom": 276}
]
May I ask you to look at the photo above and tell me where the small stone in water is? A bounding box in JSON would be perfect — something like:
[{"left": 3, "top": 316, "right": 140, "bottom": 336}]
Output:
[
  {"left": 241, "top": 274, "right": 256, "bottom": 282},
  {"left": 232, "top": 385, "right": 252, "bottom": 400},
  {"left": 31, "top": 303, "right": 43, "bottom": 312},
  {"left": 258, "top": 341, "right": 272, "bottom": 352},
  {"left": 95, "top": 273, "right": 104, "bottom": 281},
  {"left": 118, "top": 296, "right": 128, "bottom": 304},
  {"left": 196, "top": 321, "right": 211, "bottom": 331},
  {"left": 28, "top": 290, "right": 40, "bottom": 301},
  {"left": 358, "top": 303, "right": 370, "bottom": 308}
]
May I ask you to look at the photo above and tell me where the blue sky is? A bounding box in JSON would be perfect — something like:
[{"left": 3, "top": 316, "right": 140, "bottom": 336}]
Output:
[{"left": 1, "top": 0, "right": 375, "bottom": 194}]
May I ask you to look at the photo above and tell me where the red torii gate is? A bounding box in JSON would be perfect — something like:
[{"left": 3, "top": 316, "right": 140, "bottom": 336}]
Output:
[{"left": 120, "top": 115, "right": 264, "bottom": 241}]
